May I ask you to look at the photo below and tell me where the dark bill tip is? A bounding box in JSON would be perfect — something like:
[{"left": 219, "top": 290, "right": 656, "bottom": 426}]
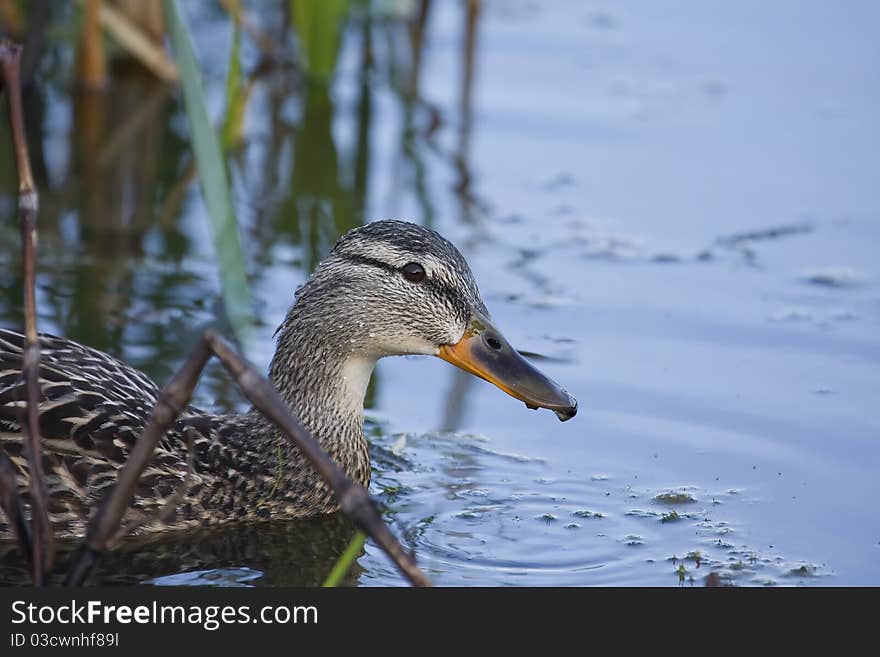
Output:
[{"left": 552, "top": 395, "right": 578, "bottom": 422}]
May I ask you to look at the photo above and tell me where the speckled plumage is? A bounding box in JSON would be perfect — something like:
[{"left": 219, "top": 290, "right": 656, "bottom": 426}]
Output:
[{"left": 0, "top": 221, "right": 485, "bottom": 540}]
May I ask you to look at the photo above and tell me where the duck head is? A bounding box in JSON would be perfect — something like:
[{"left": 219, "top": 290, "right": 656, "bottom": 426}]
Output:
[{"left": 279, "top": 221, "right": 577, "bottom": 422}]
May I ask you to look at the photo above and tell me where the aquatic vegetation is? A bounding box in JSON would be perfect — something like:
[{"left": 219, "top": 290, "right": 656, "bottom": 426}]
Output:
[
  {"left": 676, "top": 563, "right": 687, "bottom": 584},
  {"left": 322, "top": 532, "right": 367, "bottom": 588},
  {"left": 653, "top": 492, "right": 697, "bottom": 505},
  {"left": 715, "top": 223, "right": 813, "bottom": 248},
  {"left": 290, "top": 0, "right": 349, "bottom": 83},
  {"left": 686, "top": 551, "right": 703, "bottom": 568},
  {"left": 799, "top": 267, "right": 862, "bottom": 289},
  {"left": 786, "top": 564, "right": 819, "bottom": 578},
  {"left": 660, "top": 510, "right": 681, "bottom": 524},
  {"left": 163, "top": 0, "right": 253, "bottom": 345}
]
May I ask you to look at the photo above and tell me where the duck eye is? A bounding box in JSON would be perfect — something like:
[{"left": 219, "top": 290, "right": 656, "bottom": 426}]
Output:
[{"left": 401, "top": 262, "right": 426, "bottom": 283}]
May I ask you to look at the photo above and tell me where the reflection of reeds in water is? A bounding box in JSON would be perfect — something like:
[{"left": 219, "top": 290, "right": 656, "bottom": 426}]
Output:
[
  {"left": 455, "top": 0, "right": 481, "bottom": 224},
  {"left": 70, "top": 75, "right": 174, "bottom": 351},
  {"left": 165, "top": 0, "right": 253, "bottom": 345},
  {"left": 0, "top": 0, "right": 489, "bottom": 584},
  {"left": 78, "top": 0, "right": 106, "bottom": 89},
  {"left": 0, "top": 513, "right": 363, "bottom": 586},
  {"left": 1, "top": 57, "right": 431, "bottom": 582},
  {"left": 291, "top": 0, "right": 349, "bottom": 84},
  {"left": 1, "top": 0, "right": 484, "bottom": 335},
  {"left": 0, "top": 0, "right": 486, "bottom": 395}
]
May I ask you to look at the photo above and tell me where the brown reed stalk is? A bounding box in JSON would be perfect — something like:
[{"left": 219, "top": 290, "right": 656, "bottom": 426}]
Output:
[
  {"left": 0, "top": 39, "right": 53, "bottom": 584},
  {"left": 78, "top": 0, "right": 108, "bottom": 89}
]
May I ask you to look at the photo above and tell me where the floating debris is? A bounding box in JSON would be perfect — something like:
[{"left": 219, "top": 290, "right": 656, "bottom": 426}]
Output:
[
  {"left": 660, "top": 510, "right": 681, "bottom": 523},
  {"left": 770, "top": 307, "right": 814, "bottom": 322},
  {"left": 716, "top": 223, "right": 812, "bottom": 248},
  {"left": 786, "top": 564, "right": 819, "bottom": 578},
  {"left": 651, "top": 253, "right": 681, "bottom": 263},
  {"left": 799, "top": 266, "right": 862, "bottom": 288},
  {"left": 676, "top": 563, "right": 687, "bottom": 584},
  {"left": 581, "top": 234, "right": 644, "bottom": 261},
  {"left": 654, "top": 492, "right": 697, "bottom": 505},
  {"left": 460, "top": 488, "right": 490, "bottom": 498}
]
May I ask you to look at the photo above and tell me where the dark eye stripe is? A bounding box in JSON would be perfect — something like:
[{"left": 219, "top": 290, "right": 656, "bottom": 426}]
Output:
[
  {"left": 337, "top": 252, "right": 399, "bottom": 274},
  {"left": 337, "top": 251, "right": 470, "bottom": 318}
]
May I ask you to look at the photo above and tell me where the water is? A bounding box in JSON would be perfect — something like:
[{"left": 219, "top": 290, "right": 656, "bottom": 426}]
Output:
[{"left": 1, "top": 1, "right": 878, "bottom": 586}]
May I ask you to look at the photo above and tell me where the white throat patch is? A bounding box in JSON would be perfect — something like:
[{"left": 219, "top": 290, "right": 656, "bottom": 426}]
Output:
[{"left": 341, "top": 356, "right": 378, "bottom": 412}]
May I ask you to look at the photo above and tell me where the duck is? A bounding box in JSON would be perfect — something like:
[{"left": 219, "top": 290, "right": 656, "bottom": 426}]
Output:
[{"left": 0, "top": 220, "right": 576, "bottom": 541}]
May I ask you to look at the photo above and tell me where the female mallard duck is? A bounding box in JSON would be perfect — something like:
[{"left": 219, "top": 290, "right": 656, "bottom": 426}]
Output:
[{"left": 0, "top": 221, "right": 576, "bottom": 540}]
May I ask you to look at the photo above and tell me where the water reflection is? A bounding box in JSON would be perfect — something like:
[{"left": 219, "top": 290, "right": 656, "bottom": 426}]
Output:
[
  {"left": 283, "top": 82, "right": 360, "bottom": 270},
  {"left": 0, "top": 513, "right": 361, "bottom": 586},
  {"left": 2, "top": 1, "right": 872, "bottom": 587},
  {"left": 453, "top": 0, "right": 480, "bottom": 223},
  {"left": 0, "top": 1, "right": 488, "bottom": 584},
  {"left": 0, "top": 3, "right": 394, "bottom": 385}
]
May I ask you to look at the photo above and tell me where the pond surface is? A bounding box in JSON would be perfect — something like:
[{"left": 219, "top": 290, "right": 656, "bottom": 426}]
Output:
[{"left": 1, "top": 1, "right": 878, "bottom": 586}]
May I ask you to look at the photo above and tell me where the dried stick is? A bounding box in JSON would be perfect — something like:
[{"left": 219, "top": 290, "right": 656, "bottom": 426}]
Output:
[
  {"left": 0, "top": 39, "right": 53, "bottom": 585},
  {"left": 71, "top": 0, "right": 178, "bottom": 82},
  {"left": 66, "top": 329, "right": 431, "bottom": 587},
  {"left": 89, "top": 0, "right": 179, "bottom": 82}
]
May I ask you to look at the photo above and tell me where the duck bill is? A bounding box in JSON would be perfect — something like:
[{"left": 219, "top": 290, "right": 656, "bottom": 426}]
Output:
[{"left": 437, "top": 314, "right": 578, "bottom": 421}]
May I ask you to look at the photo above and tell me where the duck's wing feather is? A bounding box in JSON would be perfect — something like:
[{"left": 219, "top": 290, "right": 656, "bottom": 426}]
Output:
[
  {"left": 0, "top": 330, "right": 209, "bottom": 538},
  {"left": 0, "top": 328, "right": 196, "bottom": 465}
]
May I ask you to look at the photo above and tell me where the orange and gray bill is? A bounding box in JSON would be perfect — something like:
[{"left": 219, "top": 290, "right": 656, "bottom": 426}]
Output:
[{"left": 438, "top": 313, "right": 577, "bottom": 421}]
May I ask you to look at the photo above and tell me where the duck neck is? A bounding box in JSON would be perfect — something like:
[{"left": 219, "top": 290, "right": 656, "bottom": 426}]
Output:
[{"left": 265, "top": 313, "right": 376, "bottom": 487}]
